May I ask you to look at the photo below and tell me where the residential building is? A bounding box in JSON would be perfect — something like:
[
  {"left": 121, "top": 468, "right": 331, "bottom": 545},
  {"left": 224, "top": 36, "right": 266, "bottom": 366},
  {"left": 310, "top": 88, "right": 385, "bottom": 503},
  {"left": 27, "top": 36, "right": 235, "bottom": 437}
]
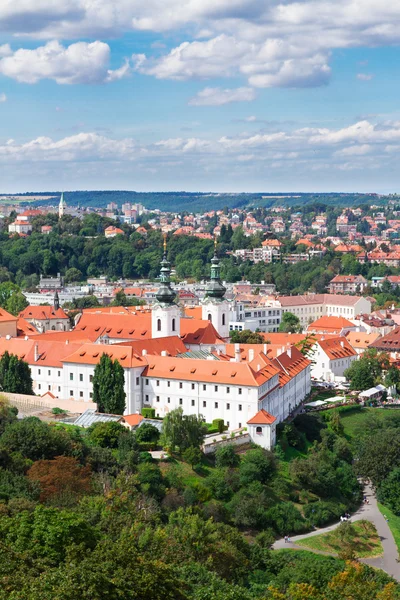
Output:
[
  {"left": 277, "top": 294, "right": 371, "bottom": 329},
  {"left": 328, "top": 275, "right": 368, "bottom": 294},
  {"left": 311, "top": 337, "right": 358, "bottom": 382}
]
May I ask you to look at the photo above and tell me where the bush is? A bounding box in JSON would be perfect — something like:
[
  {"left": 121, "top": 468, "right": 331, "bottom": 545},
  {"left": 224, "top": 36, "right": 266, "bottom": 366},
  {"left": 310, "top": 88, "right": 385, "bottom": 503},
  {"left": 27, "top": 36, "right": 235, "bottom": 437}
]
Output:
[
  {"left": 265, "top": 502, "right": 308, "bottom": 536},
  {"left": 239, "top": 448, "right": 276, "bottom": 486},
  {"left": 51, "top": 407, "right": 67, "bottom": 415},
  {"left": 215, "top": 444, "right": 240, "bottom": 469},
  {"left": 293, "top": 413, "right": 327, "bottom": 443},
  {"left": 303, "top": 501, "right": 346, "bottom": 527},
  {"left": 141, "top": 408, "right": 156, "bottom": 419},
  {"left": 212, "top": 419, "right": 225, "bottom": 434},
  {"left": 135, "top": 423, "right": 160, "bottom": 445},
  {"left": 87, "top": 421, "right": 127, "bottom": 449},
  {"left": 377, "top": 468, "right": 400, "bottom": 515}
]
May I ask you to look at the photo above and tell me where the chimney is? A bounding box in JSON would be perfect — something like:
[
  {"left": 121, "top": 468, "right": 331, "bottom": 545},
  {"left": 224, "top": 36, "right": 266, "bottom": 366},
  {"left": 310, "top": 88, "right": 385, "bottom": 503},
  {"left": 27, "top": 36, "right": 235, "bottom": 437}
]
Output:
[
  {"left": 6, "top": 335, "right": 10, "bottom": 340},
  {"left": 248, "top": 349, "right": 254, "bottom": 362},
  {"left": 340, "top": 340, "right": 344, "bottom": 348},
  {"left": 161, "top": 350, "right": 167, "bottom": 357},
  {"left": 217, "top": 349, "right": 221, "bottom": 356},
  {"left": 34, "top": 343, "right": 39, "bottom": 362},
  {"left": 24, "top": 336, "right": 28, "bottom": 341},
  {"left": 234, "top": 343, "right": 241, "bottom": 362},
  {"left": 287, "top": 346, "right": 292, "bottom": 358},
  {"left": 263, "top": 343, "right": 267, "bottom": 354},
  {"left": 65, "top": 339, "right": 69, "bottom": 345},
  {"left": 142, "top": 349, "right": 147, "bottom": 356}
]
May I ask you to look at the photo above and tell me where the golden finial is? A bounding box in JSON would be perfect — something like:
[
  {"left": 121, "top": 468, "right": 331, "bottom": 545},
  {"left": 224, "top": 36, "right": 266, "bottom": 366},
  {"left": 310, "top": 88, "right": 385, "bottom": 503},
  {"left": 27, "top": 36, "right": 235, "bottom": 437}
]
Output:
[{"left": 163, "top": 233, "right": 167, "bottom": 253}]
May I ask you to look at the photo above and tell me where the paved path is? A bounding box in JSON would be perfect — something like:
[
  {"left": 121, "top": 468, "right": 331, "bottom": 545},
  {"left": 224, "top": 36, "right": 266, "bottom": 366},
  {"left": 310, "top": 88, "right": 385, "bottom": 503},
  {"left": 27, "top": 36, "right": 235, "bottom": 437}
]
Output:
[{"left": 273, "top": 485, "right": 400, "bottom": 581}]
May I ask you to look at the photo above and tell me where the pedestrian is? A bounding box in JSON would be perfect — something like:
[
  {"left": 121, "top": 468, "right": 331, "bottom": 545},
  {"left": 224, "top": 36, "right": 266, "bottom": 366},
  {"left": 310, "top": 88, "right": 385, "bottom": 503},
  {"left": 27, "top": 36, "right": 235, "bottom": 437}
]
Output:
[
  {"left": 284, "top": 535, "right": 288, "bottom": 543},
  {"left": 287, "top": 536, "right": 291, "bottom": 543}
]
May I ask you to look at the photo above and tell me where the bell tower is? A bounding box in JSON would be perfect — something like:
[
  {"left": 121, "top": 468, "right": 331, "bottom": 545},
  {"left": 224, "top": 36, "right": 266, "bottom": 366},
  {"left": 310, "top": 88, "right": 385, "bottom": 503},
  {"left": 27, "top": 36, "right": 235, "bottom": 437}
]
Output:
[
  {"left": 152, "top": 235, "right": 181, "bottom": 339},
  {"left": 201, "top": 239, "right": 230, "bottom": 339}
]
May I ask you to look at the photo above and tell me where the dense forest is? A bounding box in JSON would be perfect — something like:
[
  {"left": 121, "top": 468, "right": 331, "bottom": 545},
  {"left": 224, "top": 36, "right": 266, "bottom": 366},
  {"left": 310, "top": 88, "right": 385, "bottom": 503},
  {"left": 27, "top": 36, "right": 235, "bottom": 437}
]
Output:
[
  {"left": 0, "top": 396, "right": 398, "bottom": 599},
  {"left": 4, "top": 190, "right": 389, "bottom": 212}
]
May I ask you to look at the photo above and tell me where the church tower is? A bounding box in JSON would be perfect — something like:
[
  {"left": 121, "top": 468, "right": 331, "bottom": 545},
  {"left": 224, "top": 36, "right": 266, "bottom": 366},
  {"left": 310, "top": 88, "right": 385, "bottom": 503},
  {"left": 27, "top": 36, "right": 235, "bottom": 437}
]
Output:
[
  {"left": 201, "top": 240, "right": 230, "bottom": 339},
  {"left": 54, "top": 291, "right": 60, "bottom": 312},
  {"left": 152, "top": 235, "right": 181, "bottom": 339},
  {"left": 59, "top": 192, "right": 66, "bottom": 218}
]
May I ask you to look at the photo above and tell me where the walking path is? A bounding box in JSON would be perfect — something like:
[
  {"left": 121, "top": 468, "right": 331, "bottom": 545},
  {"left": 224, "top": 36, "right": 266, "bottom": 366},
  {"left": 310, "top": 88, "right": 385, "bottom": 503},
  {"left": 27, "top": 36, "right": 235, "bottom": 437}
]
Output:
[{"left": 273, "top": 485, "right": 400, "bottom": 581}]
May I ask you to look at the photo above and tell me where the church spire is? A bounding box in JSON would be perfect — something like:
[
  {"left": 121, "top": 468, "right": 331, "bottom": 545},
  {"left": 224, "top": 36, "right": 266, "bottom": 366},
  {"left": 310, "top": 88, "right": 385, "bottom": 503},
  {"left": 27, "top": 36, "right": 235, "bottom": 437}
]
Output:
[
  {"left": 54, "top": 291, "right": 60, "bottom": 311},
  {"left": 155, "top": 234, "right": 176, "bottom": 305},
  {"left": 59, "top": 192, "right": 66, "bottom": 218},
  {"left": 205, "top": 238, "right": 226, "bottom": 300}
]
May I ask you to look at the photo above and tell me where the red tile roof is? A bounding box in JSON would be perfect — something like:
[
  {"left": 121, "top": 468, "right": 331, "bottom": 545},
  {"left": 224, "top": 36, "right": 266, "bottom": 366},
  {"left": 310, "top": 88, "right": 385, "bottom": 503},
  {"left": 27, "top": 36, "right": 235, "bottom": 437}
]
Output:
[
  {"left": 318, "top": 336, "right": 357, "bottom": 359},
  {"left": 62, "top": 343, "right": 147, "bottom": 368},
  {"left": 20, "top": 306, "right": 68, "bottom": 320},
  {"left": 247, "top": 409, "right": 277, "bottom": 425}
]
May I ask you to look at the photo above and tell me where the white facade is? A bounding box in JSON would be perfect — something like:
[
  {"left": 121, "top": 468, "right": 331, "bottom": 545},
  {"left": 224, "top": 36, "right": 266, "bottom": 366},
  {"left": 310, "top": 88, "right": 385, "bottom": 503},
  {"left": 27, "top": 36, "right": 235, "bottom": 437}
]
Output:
[
  {"left": 248, "top": 422, "right": 276, "bottom": 450},
  {"left": 152, "top": 304, "right": 181, "bottom": 338},
  {"left": 279, "top": 296, "right": 371, "bottom": 328},
  {"left": 230, "top": 302, "right": 282, "bottom": 333},
  {"left": 311, "top": 343, "right": 358, "bottom": 382},
  {"left": 202, "top": 298, "right": 230, "bottom": 339}
]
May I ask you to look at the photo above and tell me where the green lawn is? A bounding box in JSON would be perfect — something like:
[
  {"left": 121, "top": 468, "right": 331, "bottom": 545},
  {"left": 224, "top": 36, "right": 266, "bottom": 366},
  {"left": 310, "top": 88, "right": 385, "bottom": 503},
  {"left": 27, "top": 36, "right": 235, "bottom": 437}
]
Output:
[
  {"left": 378, "top": 503, "right": 400, "bottom": 554},
  {"left": 324, "top": 407, "right": 400, "bottom": 441},
  {"left": 296, "top": 521, "right": 383, "bottom": 558}
]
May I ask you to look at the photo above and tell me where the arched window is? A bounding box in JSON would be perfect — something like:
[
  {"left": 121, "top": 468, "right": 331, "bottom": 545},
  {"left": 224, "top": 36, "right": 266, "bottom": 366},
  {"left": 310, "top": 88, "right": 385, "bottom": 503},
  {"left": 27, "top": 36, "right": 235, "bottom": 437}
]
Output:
[
  {"left": 172, "top": 318, "right": 176, "bottom": 332},
  {"left": 222, "top": 313, "right": 226, "bottom": 326},
  {"left": 157, "top": 318, "right": 161, "bottom": 332},
  {"left": 256, "top": 426, "right": 262, "bottom": 434},
  {"left": 207, "top": 313, "right": 212, "bottom": 322}
]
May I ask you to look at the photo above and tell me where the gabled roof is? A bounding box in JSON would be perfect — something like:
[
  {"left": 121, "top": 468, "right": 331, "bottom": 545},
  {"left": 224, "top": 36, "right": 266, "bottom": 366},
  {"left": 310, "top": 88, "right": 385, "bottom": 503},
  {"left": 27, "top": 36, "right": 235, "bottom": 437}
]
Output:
[
  {"left": 20, "top": 305, "right": 68, "bottom": 321},
  {"left": 370, "top": 327, "right": 400, "bottom": 351},
  {"left": 75, "top": 311, "right": 152, "bottom": 340},
  {"left": 114, "top": 336, "right": 187, "bottom": 357},
  {"left": 62, "top": 343, "right": 147, "bottom": 368},
  {"left": 180, "top": 319, "right": 225, "bottom": 345},
  {"left": 16, "top": 317, "right": 38, "bottom": 336},
  {"left": 0, "top": 308, "right": 17, "bottom": 323},
  {"left": 247, "top": 409, "right": 276, "bottom": 425},
  {"left": 0, "top": 338, "right": 82, "bottom": 367},
  {"left": 272, "top": 346, "right": 311, "bottom": 386},
  {"left": 318, "top": 336, "right": 357, "bottom": 359},
  {"left": 123, "top": 414, "right": 144, "bottom": 427},
  {"left": 307, "top": 316, "right": 355, "bottom": 334},
  {"left": 345, "top": 331, "right": 381, "bottom": 350}
]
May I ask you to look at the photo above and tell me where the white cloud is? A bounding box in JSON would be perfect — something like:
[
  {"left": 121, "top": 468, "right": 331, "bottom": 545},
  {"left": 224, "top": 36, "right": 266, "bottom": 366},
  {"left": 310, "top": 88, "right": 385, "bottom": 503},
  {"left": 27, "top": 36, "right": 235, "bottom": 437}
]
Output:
[
  {"left": 0, "top": 40, "right": 131, "bottom": 84},
  {"left": 189, "top": 86, "right": 256, "bottom": 106},
  {"left": 357, "top": 73, "right": 374, "bottom": 81},
  {"left": 334, "top": 144, "right": 372, "bottom": 156},
  {"left": 0, "top": 93, "right": 6, "bottom": 102}
]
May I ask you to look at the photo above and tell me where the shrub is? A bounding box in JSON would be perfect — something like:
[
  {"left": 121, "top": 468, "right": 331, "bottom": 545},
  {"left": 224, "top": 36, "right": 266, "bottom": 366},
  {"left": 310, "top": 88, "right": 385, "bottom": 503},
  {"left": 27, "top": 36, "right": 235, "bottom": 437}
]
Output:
[
  {"left": 51, "top": 407, "right": 67, "bottom": 415},
  {"left": 212, "top": 419, "right": 224, "bottom": 434},
  {"left": 135, "top": 423, "right": 160, "bottom": 445},
  {"left": 215, "top": 444, "right": 240, "bottom": 468},
  {"left": 265, "top": 502, "right": 308, "bottom": 536},
  {"left": 239, "top": 448, "right": 276, "bottom": 486},
  {"left": 303, "top": 500, "right": 346, "bottom": 527},
  {"left": 293, "top": 413, "right": 327, "bottom": 443},
  {"left": 141, "top": 408, "right": 156, "bottom": 419}
]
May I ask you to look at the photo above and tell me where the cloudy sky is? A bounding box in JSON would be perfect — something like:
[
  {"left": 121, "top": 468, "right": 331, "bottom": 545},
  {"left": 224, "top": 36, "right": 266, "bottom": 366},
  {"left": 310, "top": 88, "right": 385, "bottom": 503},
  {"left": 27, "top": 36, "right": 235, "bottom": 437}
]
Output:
[{"left": 1, "top": 0, "right": 400, "bottom": 193}]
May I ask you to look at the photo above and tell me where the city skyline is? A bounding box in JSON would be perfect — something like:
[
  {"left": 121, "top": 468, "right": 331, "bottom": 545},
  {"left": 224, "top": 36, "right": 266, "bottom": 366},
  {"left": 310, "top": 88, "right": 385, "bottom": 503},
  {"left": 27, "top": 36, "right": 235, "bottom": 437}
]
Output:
[{"left": 1, "top": 1, "right": 400, "bottom": 192}]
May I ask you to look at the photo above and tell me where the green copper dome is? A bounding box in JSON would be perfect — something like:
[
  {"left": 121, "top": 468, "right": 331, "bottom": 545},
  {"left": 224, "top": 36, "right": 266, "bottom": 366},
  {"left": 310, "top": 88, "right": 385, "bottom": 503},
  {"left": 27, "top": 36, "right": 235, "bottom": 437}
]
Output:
[
  {"left": 205, "top": 250, "right": 226, "bottom": 300},
  {"left": 156, "top": 250, "right": 176, "bottom": 305}
]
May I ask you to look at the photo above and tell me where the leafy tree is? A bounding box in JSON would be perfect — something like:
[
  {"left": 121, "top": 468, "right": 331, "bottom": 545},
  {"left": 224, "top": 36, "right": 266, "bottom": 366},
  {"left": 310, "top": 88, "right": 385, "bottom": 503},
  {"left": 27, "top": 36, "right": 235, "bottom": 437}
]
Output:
[
  {"left": 215, "top": 444, "right": 240, "bottom": 468},
  {"left": 279, "top": 312, "right": 301, "bottom": 333},
  {"left": 0, "top": 468, "right": 39, "bottom": 502},
  {"left": 92, "top": 354, "right": 126, "bottom": 415},
  {"left": 356, "top": 429, "right": 400, "bottom": 486},
  {"left": 344, "top": 348, "right": 389, "bottom": 391},
  {"left": 377, "top": 468, "right": 400, "bottom": 515},
  {"left": 161, "top": 408, "right": 208, "bottom": 452},
  {"left": 239, "top": 447, "right": 276, "bottom": 485},
  {"left": 135, "top": 423, "right": 160, "bottom": 445},
  {"left": 0, "top": 417, "right": 73, "bottom": 461},
  {"left": 27, "top": 456, "right": 92, "bottom": 506},
  {"left": 229, "top": 330, "right": 264, "bottom": 343},
  {"left": 0, "top": 395, "right": 18, "bottom": 435},
  {"left": 87, "top": 421, "right": 127, "bottom": 448},
  {"left": 183, "top": 446, "right": 203, "bottom": 469},
  {"left": 64, "top": 267, "right": 83, "bottom": 283},
  {"left": 0, "top": 351, "right": 33, "bottom": 394},
  {"left": 5, "top": 292, "right": 28, "bottom": 316},
  {"left": 0, "top": 505, "right": 97, "bottom": 566}
]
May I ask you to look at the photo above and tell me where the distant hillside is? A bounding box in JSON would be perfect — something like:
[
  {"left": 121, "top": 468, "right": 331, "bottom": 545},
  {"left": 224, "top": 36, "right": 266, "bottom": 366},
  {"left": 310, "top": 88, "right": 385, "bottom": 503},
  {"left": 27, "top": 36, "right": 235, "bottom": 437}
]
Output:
[{"left": 4, "top": 190, "right": 385, "bottom": 212}]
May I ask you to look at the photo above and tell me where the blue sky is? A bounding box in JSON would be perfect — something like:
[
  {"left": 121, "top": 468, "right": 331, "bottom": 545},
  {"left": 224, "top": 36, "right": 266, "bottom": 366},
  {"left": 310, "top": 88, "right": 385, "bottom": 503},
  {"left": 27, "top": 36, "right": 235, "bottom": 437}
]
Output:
[{"left": 0, "top": 1, "right": 400, "bottom": 193}]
